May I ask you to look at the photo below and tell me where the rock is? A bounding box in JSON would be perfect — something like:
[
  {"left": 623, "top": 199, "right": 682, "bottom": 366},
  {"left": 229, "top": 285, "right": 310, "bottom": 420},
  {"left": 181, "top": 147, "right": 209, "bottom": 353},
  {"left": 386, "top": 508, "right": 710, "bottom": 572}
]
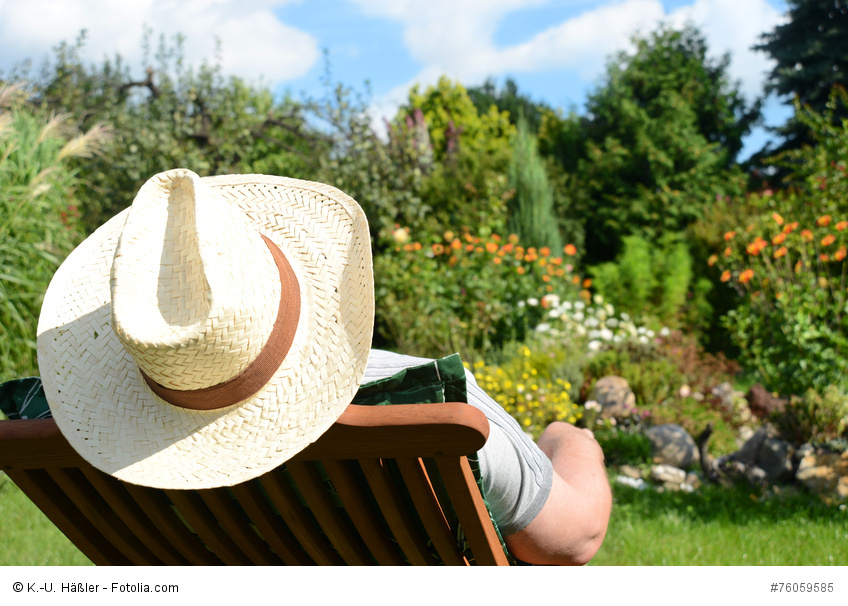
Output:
[
  {"left": 757, "top": 437, "right": 795, "bottom": 483},
  {"left": 795, "top": 450, "right": 848, "bottom": 500},
  {"left": 646, "top": 423, "right": 698, "bottom": 468},
  {"left": 616, "top": 476, "right": 647, "bottom": 490},
  {"left": 685, "top": 472, "right": 702, "bottom": 490},
  {"left": 590, "top": 376, "right": 636, "bottom": 419},
  {"left": 746, "top": 383, "right": 787, "bottom": 419},
  {"left": 650, "top": 464, "right": 686, "bottom": 484},
  {"left": 618, "top": 464, "right": 643, "bottom": 479}
]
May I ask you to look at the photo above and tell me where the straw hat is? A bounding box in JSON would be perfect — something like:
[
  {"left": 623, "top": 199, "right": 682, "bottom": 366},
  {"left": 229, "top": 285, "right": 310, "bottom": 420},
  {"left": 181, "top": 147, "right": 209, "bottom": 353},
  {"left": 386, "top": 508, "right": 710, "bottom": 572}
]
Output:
[{"left": 36, "top": 169, "right": 374, "bottom": 489}]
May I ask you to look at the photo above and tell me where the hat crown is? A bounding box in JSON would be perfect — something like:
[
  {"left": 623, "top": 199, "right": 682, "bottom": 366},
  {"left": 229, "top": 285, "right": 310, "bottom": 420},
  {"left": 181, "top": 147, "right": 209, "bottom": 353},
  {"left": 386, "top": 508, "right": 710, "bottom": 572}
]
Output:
[{"left": 110, "top": 169, "right": 282, "bottom": 392}]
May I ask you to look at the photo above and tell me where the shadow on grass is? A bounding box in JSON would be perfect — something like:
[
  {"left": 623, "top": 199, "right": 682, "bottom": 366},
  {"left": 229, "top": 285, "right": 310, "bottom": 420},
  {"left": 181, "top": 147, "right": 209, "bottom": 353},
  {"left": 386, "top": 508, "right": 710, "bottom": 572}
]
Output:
[{"left": 612, "top": 480, "right": 847, "bottom": 526}]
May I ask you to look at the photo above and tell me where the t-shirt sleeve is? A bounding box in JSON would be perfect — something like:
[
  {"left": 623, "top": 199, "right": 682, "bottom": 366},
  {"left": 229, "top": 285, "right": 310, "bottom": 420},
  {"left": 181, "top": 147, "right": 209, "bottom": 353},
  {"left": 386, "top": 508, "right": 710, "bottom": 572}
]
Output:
[{"left": 465, "top": 370, "right": 553, "bottom": 536}]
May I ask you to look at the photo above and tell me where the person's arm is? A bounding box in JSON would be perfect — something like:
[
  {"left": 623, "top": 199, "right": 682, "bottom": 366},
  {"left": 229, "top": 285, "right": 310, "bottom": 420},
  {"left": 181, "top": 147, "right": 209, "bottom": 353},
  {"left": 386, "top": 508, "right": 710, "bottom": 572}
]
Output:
[{"left": 503, "top": 421, "right": 612, "bottom": 565}]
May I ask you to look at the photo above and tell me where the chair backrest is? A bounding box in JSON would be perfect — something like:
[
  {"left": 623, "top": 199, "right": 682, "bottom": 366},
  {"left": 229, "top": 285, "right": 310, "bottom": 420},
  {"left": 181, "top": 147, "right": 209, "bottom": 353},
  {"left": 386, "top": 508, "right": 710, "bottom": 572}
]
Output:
[{"left": 0, "top": 402, "right": 510, "bottom": 565}]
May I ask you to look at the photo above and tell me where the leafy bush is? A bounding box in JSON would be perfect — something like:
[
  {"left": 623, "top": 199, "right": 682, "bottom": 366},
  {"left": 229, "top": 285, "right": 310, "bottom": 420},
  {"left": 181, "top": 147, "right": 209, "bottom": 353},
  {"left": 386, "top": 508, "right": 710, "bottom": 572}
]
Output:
[
  {"left": 374, "top": 231, "right": 581, "bottom": 359},
  {"left": 717, "top": 209, "right": 848, "bottom": 395},
  {"left": 468, "top": 343, "right": 581, "bottom": 439},
  {"left": 773, "top": 385, "right": 848, "bottom": 445},
  {"left": 593, "top": 426, "right": 653, "bottom": 465}
]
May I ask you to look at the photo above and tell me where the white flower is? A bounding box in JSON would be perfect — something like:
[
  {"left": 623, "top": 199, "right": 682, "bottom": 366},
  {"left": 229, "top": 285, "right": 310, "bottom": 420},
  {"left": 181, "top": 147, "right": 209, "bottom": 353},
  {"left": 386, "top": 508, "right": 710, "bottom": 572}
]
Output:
[
  {"left": 606, "top": 318, "right": 619, "bottom": 328},
  {"left": 573, "top": 312, "right": 584, "bottom": 322},
  {"left": 584, "top": 317, "right": 599, "bottom": 328},
  {"left": 639, "top": 335, "right": 649, "bottom": 344},
  {"left": 593, "top": 294, "right": 605, "bottom": 305},
  {"left": 574, "top": 301, "right": 585, "bottom": 311},
  {"left": 599, "top": 328, "right": 614, "bottom": 341},
  {"left": 621, "top": 312, "right": 630, "bottom": 321},
  {"left": 679, "top": 385, "right": 691, "bottom": 398},
  {"left": 518, "top": 300, "right": 526, "bottom": 308},
  {"left": 588, "top": 340, "right": 602, "bottom": 351},
  {"left": 660, "top": 327, "right": 671, "bottom": 337},
  {"left": 547, "top": 309, "right": 561, "bottom": 318},
  {"left": 535, "top": 323, "right": 551, "bottom": 333},
  {"left": 392, "top": 228, "right": 410, "bottom": 244},
  {"left": 542, "top": 294, "right": 560, "bottom": 308},
  {"left": 561, "top": 301, "right": 573, "bottom": 310},
  {"left": 585, "top": 400, "right": 602, "bottom": 412},
  {"left": 528, "top": 298, "right": 539, "bottom": 307}
]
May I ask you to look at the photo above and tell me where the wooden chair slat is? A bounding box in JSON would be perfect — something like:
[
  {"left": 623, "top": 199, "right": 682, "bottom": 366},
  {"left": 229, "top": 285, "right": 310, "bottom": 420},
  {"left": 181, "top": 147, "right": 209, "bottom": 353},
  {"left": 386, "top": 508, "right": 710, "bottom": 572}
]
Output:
[
  {"left": 80, "top": 468, "right": 189, "bottom": 565},
  {"left": 230, "top": 481, "right": 314, "bottom": 565},
  {"left": 435, "top": 458, "right": 509, "bottom": 566},
  {"left": 285, "top": 461, "right": 373, "bottom": 565},
  {"left": 5, "top": 469, "right": 121, "bottom": 565},
  {"left": 165, "top": 490, "right": 252, "bottom": 565},
  {"left": 359, "top": 458, "right": 433, "bottom": 566},
  {"left": 322, "top": 459, "right": 405, "bottom": 565},
  {"left": 122, "top": 484, "right": 222, "bottom": 566},
  {"left": 396, "top": 458, "right": 467, "bottom": 566},
  {"left": 47, "top": 468, "right": 161, "bottom": 565},
  {"left": 260, "top": 468, "right": 344, "bottom": 565},
  {"left": 197, "top": 489, "right": 283, "bottom": 565}
]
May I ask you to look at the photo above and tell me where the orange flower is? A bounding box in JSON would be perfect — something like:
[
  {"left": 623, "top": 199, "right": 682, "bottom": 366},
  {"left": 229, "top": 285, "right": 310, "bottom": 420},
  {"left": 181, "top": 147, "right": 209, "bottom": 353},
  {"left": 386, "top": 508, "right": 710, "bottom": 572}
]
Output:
[
  {"left": 516, "top": 266, "right": 526, "bottom": 275},
  {"left": 708, "top": 254, "right": 718, "bottom": 266},
  {"left": 508, "top": 233, "right": 520, "bottom": 244},
  {"left": 821, "top": 234, "right": 836, "bottom": 247},
  {"left": 540, "top": 246, "right": 551, "bottom": 257},
  {"left": 724, "top": 231, "right": 737, "bottom": 241},
  {"left": 448, "top": 255, "right": 458, "bottom": 266},
  {"left": 794, "top": 260, "right": 803, "bottom": 273},
  {"left": 739, "top": 269, "right": 754, "bottom": 284},
  {"left": 772, "top": 233, "right": 786, "bottom": 245},
  {"left": 491, "top": 234, "right": 501, "bottom": 242},
  {"left": 432, "top": 243, "right": 445, "bottom": 254},
  {"left": 820, "top": 253, "right": 830, "bottom": 262},
  {"left": 443, "top": 230, "right": 455, "bottom": 241},
  {"left": 542, "top": 275, "right": 551, "bottom": 282},
  {"left": 485, "top": 241, "right": 499, "bottom": 254},
  {"left": 746, "top": 237, "right": 768, "bottom": 255},
  {"left": 465, "top": 244, "right": 474, "bottom": 252},
  {"left": 538, "top": 258, "right": 547, "bottom": 267},
  {"left": 583, "top": 278, "right": 592, "bottom": 289},
  {"left": 572, "top": 276, "right": 581, "bottom": 285},
  {"left": 451, "top": 238, "right": 462, "bottom": 250},
  {"left": 475, "top": 247, "right": 484, "bottom": 254},
  {"left": 817, "top": 215, "right": 832, "bottom": 226},
  {"left": 414, "top": 242, "right": 422, "bottom": 251},
  {"left": 835, "top": 247, "right": 847, "bottom": 261},
  {"left": 564, "top": 244, "right": 577, "bottom": 256},
  {"left": 773, "top": 246, "right": 787, "bottom": 258},
  {"left": 783, "top": 222, "right": 799, "bottom": 234},
  {"left": 801, "top": 229, "right": 814, "bottom": 241},
  {"left": 720, "top": 270, "right": 731, "bottom": 282},
  {"left": 493, "top": 256, "right": 503, "bottom": 265},
  {"left": 772, "top": 213, "right": 784, "bottom": 226},
  {"left": 724, "top": 246, "right": 732, "bottom": 257},
  {"left": 836, "top": 221, "right": 848, "bottom": 232}
]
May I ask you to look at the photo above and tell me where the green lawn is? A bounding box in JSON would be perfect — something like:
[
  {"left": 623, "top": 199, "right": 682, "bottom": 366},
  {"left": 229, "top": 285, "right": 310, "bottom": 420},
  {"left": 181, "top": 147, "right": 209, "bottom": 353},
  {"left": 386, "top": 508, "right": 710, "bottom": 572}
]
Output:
[
  {"left": 2, "top": 470, "right": 846, "bottom": 566},
  {"left": 592, "top": 480, "right": 848, "bottom": 565},
  {"left": 0, "top": 474, "right": 92, "bottom": 566}
]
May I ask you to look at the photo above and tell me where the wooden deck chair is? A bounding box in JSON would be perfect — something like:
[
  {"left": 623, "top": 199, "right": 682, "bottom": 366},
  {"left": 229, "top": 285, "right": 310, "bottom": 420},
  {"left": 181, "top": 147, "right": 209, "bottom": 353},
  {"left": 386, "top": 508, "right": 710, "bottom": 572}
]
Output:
[{"left": 0, "top": 401, "right": 511, "bottom": 566}]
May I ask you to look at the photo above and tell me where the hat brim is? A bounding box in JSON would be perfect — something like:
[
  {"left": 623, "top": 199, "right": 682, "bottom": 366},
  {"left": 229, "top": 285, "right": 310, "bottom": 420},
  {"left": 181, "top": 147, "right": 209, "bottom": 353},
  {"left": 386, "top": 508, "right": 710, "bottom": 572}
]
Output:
[{"left": 36, "top": 175, "right": 374, "bottom": 489}]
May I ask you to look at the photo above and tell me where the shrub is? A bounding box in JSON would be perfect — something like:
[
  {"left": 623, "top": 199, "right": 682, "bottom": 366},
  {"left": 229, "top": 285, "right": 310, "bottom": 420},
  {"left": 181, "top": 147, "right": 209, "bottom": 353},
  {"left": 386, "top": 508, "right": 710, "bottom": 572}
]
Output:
[
  {"left": 374, "top": 231, "right": 582, "bottom": 359},
  {"left": 468, "top": 343, "right": 581, "bottom": 439},
  {"left": 772, "top": 385, "right": 848, "bottom": 446},
  {"left": 717, "top": 209, "right": 848, "bottom": 395},
  {"left": 593, "top": 426, "right": 653, "bottom": 465}
]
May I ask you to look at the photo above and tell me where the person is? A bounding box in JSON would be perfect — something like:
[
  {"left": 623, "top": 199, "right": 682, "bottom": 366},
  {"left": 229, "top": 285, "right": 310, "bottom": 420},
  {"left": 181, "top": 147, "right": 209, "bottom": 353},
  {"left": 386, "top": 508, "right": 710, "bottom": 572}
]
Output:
[
  {"left": 36, "top": 168, "right": 610, "bottom": 565},
  {"left": 362, "top": 349, "right": 611, "bottom": 566}
]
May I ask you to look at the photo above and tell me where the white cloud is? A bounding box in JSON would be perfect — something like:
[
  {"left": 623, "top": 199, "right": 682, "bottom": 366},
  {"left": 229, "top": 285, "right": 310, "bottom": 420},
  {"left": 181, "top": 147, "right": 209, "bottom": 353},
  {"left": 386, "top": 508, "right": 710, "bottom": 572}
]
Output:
[
  {"left": 0, "top": 0, "right": 319, "bottom": 83},
  {"left": 350, "top": 0, "right": 785, "bottom": 106}
]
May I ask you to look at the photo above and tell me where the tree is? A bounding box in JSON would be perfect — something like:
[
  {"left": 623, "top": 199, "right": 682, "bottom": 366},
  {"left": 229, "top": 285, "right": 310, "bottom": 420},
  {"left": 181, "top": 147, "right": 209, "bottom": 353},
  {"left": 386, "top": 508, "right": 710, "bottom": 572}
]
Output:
[
  {"left": 467, "top": 77, "right": 549, "bottom": 133},
  {"left": 754, "top": 0, "right": 848, "bottom": 152},
  {"left": 507, "top": 117, "right": 562, "bottom": 251},
  {"left": 572, "top": 24, "right": 756, "bottom": 263},
  {"left": 27, "top": 30, "right": 319, "bottom": 232}
]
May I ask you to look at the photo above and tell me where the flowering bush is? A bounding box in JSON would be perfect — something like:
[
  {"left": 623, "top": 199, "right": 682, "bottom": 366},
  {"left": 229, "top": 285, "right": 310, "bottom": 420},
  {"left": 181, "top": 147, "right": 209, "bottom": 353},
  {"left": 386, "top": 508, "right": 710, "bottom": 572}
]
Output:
[
  {"left": 467, "top": 344, "right": 582, "bottom": 439},
  {"left": 716, "top": 211, "right": 848, "bottom": 395},
  {"left": 374, "top": 229, "right": 582, "bottom": 358}
]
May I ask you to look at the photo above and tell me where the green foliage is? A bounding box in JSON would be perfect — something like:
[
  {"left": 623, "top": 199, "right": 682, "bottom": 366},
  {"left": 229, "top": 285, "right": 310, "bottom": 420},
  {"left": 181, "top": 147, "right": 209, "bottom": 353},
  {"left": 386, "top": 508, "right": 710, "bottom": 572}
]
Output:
[
  {"left": 589, "top": 232, "right": 705, "bottom": 329},
  {"left": 0, "top": 86, "right": 110, "bottom": 380},
  {"left": 754, "top": 0, "right": 848, "bottom": 152},
  {"left": 373, "top": 231, "right": 580, "bottom": 360},
  {"left": 568, "top": 24, "right": 754, "bottom": 263},
  {"left": 506, "top": 117, "right": 562, "bottom": 251},
  {"left": 594, "top": 427, "right": 653, "bottom": 465},
  {"left": 773, "top": 385, "right": 848, "bottom": 445},
  {"left": 30, "top": 31, "right": 317, "bottom": 231},
  {"left": 469, "top": 343, "right": 581, "bottom": 439},
  {"left": 718, "top": 200, "right": 848, "bottom": 396},
  {"left": 467, "top": 77, "right": 548, "bottom": 132}
]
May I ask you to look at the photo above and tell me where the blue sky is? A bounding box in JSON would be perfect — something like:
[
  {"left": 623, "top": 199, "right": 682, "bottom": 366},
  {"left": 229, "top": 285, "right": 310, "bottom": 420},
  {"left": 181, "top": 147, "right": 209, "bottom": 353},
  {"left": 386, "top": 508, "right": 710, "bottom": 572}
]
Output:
[{"left": 0, "top": 0, "right": 791, "bottom": 159}]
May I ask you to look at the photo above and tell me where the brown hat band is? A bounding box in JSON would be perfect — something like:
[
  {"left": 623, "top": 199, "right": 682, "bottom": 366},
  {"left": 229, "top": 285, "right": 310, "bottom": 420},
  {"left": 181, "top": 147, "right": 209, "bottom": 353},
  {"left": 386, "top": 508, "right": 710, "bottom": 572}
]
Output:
[{"left": 140, "top": 234, "right": 301, "bottom": 410}]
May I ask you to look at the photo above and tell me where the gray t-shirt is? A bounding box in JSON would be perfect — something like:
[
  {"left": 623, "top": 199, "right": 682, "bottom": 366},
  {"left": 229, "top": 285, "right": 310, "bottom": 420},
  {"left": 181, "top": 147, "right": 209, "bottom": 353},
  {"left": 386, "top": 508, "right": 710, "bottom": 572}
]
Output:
[{"left": 362, "top": 349, "right": 553, "bottom": 536}]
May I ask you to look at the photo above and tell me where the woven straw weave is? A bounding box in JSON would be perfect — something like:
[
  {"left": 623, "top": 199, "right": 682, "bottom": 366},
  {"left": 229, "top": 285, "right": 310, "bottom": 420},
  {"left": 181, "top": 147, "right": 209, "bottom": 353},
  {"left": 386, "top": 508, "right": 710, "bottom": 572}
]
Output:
[{"left": 36, "top": 171, "right": 374, "bottom": 489}]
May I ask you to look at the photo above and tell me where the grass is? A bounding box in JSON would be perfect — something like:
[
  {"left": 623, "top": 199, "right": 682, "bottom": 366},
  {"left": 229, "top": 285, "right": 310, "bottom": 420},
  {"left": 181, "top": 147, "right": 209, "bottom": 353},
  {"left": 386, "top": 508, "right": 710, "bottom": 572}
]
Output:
[
  {"left": 0, "top": 474, "right": 92, "bottom": 566},
  {"left": 591, "top": 479, "right": 848, "bottom": 565},
  {"left": 2, "top": 467, "right": 845, "bottom": 566}
]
